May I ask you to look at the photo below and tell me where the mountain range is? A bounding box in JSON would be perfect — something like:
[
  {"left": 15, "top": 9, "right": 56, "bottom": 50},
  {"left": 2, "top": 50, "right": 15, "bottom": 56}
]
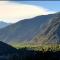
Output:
[
  {"left": 0, "top": 21, "right": 10, "bottom": 29},
  {"left": 0, "top": 12, "right": 60, "bottom": 46}
]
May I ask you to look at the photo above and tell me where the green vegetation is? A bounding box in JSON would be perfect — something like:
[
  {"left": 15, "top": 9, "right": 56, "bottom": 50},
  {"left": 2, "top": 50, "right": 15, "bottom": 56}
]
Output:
[{"left": 12, "top": 43, "right": 60, "bottom": 52}]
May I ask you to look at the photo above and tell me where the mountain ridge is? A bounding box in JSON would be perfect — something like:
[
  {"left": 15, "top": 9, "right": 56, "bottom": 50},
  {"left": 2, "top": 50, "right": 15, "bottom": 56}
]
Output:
[
  {"left": 0, "top": 21, "right": 10, "bottom": 29},
  {"left": 32, "top": 13, "right": 60, "bottom": 44},
  {"left": 0, "top": 12, "right": 60, "bottom": 45}
]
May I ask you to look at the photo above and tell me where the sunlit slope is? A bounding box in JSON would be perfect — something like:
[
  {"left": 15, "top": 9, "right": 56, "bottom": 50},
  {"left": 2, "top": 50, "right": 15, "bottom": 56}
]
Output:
[{"left": 32, "top": 12, "right": 60, "bottom": 44}]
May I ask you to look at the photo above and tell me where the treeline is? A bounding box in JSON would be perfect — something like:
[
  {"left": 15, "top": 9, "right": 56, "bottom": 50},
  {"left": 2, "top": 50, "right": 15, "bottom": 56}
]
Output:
[
  {"left": 8, "top": 47, "right": 60, "bottom": 60},
  {"left": 1, "top": 45, "right": 60, "bottom": 60}
]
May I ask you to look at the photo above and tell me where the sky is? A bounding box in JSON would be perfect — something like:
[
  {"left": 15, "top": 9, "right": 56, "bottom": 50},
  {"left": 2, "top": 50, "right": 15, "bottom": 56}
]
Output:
[
  {"left": 0, "top": 1, "right": 60, "bottom": 23},
  {"left": 18, "top": 1, "right": 60, "bottom": 12}
]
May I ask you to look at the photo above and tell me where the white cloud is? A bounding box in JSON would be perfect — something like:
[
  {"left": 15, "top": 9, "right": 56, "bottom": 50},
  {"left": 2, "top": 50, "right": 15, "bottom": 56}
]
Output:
[{"left": 0, "top": 1, "right": 56, "bottom": 23}]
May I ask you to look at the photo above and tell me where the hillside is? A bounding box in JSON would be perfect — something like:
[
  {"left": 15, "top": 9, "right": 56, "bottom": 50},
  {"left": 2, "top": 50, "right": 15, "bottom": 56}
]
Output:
[
  {"left": 0, "top": 12, "right": 60, "bottom": 46},
  {"left": 32, "top": 12, "right": 60, "bottom": 44},
  {"left": 0, "top": 21, "right": 10, "bottom": 29},
  {"left": 0, "top": 41, "right": 17, "bottom": 55}
]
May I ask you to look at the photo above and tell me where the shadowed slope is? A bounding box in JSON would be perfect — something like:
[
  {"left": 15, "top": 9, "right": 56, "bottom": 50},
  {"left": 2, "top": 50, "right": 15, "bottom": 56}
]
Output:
[
  {"left": 0, "top": 12, "right": 60, "bottom": 45},
  {"left": 0, "top": 14, "right": 54, "bottom": 45},
  {"left": 0, "top": 41, "right": 17, "bottom": 55}
]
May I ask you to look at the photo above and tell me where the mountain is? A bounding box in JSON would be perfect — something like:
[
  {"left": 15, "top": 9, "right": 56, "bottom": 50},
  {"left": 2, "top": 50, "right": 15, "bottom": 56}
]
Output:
[
  {"left": 32, "top": 12, "right": 60, "bottom": 44},
  {"left": 0, "top": 21, "right": 10, "bottom": 29},
  {"left": 0, "top": 12, "right": 60, "bottom": 45},
  {"left": 0, "top": 41, "right": 17, "bottom": 55}
]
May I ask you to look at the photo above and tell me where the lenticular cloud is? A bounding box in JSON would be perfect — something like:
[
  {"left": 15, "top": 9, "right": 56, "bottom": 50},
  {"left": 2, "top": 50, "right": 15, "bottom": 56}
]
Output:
[{"left": 0, "top": 1, "right": 55, "bottom": 23}]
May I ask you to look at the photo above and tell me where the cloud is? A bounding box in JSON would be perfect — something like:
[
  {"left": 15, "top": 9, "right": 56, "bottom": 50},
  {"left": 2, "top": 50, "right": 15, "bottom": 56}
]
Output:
[{"left": 0, "top": 1, "right": 56, "bottom": 23}]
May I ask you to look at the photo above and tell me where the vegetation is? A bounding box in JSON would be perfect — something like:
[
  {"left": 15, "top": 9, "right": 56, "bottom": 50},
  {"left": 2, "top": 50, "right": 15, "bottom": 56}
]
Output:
[
  {"left": 0, "top": 41, "right": 60, "bottom": 60},
  {"left": 12, "top": 43, "right": 60, "bottom": 52},
  {"left": 3, "top": 46, "right": 60, "bottom": 60}
]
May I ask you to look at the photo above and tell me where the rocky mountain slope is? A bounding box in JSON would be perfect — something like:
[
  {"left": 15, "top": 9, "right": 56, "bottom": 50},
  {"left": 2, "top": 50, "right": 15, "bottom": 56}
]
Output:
[
  {"left": 32, "top": 13, "right": 60, "bottom": 44},
  {"left": 0, "top": 12, "right": 60, "bottom": 45}
]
